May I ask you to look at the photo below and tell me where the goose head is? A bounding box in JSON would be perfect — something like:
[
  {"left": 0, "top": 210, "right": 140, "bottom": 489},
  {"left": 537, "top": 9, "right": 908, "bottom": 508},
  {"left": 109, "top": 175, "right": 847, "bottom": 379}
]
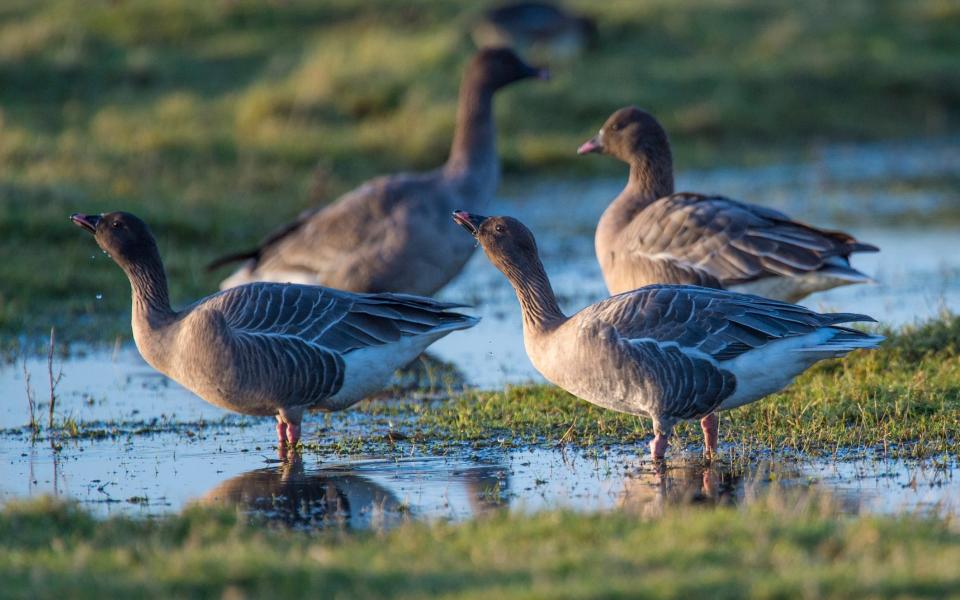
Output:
[
  {"left": 577, "top": 106, "right": 670, "bottom": 164},
  {"left": 452, "top": 210, "right": 541, "bottom": 275},
  {"left": 71, "top": 211, "right": 161, "bottom": 271},
  {"left": 468, "top": 47, "right": 549, "bottom": 92}
]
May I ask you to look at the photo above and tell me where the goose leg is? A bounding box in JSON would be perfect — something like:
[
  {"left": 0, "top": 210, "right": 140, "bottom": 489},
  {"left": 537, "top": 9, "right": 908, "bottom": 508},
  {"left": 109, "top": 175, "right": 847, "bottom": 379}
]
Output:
[
  {"left": 700, "top": 413, "right": 719, "bottom": 460},
  {"left": 286, "top": 422, "right": 301, "bottom": 446},
  {"left": 278, "top": 407, "right": 304, "bottom": 450},
  {"left": 648, "top": 423, "right": 671, "bottom": 462},
  {"left": 275, "top": 415, "right": 288, "bottom": 446}
]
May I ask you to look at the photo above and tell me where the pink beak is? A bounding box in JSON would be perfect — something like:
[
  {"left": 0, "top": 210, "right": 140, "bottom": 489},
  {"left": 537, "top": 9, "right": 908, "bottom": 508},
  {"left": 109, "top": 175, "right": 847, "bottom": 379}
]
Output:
[{"left": 577, "top": 137, "right": 603, "bottom": 155}]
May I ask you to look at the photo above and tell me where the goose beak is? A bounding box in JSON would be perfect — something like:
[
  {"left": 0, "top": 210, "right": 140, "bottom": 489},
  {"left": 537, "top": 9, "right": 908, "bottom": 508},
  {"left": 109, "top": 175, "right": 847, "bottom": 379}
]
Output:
[
  {"left": 71, "top": 213, "right": 101, "bottom": 234},
  {"left": 452, "top": 210, "right": 486, "bottom": 237},
  {"left": 577, "top": 134, "right": 603, "bottom": 155}
]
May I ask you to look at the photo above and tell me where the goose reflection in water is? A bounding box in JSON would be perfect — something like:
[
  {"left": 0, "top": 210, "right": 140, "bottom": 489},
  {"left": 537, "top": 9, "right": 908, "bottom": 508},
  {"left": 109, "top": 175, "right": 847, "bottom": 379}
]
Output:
[
  {"left": 618, "top": 460, "right": 805, "bottom": 518},
  {"left": 199, "top": 458, "right": 511, "bottom": 529},
  {"left": 199, "top": 459, "right": 406, "bottom": 530}
]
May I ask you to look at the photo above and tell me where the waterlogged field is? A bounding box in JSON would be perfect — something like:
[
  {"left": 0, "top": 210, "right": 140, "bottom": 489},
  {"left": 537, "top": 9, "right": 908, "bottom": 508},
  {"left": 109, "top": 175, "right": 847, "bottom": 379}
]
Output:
[
  {"left": 1, "top": 140, "right": 958, "bottom": 597},
  {"left": 2, "top": 0, "right": 960, "bottom": 596},
  {"left": 3, "top": 145, "right": 960, "bottom": 524}
]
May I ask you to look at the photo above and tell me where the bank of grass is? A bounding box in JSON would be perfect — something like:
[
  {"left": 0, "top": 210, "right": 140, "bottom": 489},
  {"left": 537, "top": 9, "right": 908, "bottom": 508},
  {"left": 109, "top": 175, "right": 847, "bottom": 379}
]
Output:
[
  {"left": 412, "top": 314, "right": 960, "bottom": 457},
  {"left": 2, "top": 0, "right": 959, "bottom": 337},
  {"left": 2, "top": 494, "right": 959, "bottom": 598}
]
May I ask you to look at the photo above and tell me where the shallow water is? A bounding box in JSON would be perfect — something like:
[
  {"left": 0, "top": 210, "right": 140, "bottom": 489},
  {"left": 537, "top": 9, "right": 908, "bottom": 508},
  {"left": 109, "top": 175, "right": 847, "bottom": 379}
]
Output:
[
  {"left": 1, "top": 350, "right": 959, "bottom": 529},
  {"left": 2, "top": 139, "right": 959, "bottom": 526},
  {"left": 3, "top": 430, "right": 957, "bottom": 528}
]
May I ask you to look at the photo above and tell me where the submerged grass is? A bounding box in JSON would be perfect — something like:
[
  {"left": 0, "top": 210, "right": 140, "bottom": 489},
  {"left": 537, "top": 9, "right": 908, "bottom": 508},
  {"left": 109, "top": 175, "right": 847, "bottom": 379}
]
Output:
[
  {"left": 2, "top": 0, "right": 959, "bottom": 338},
  {"left": 411, "top": 314, "right": 960, "bottom": 457},
  {"left": 2, "top": 494, "right": 960, "bottom": 598}
]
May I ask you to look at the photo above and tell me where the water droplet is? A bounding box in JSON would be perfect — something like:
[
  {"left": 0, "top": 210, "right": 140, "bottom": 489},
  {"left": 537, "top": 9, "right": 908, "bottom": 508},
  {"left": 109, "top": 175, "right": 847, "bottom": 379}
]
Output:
[{"left": 95, "top": 293, "right": 103, "bottom": 300}]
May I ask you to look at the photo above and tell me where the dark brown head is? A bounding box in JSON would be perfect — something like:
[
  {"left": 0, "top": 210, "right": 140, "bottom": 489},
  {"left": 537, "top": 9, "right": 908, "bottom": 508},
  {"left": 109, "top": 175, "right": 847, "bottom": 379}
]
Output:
[
  {"left": 70, "top": 211, "right": 161, "bottom": 271},
  {"left": 466, "top": 47, "right": 549, "bottom": 92},
  {"left": 452, "top": 210, "right": 541, "bottom": 275},
  {"left": 577, "top": 106, "right": 671, "bottom": 164}
]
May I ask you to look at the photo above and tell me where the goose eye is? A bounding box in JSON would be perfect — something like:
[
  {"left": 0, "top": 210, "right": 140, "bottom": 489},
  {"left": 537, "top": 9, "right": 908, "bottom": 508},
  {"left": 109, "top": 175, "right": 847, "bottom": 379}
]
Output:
[
  {"left": 112, "top": 220, "right": 122, "bottom": 229},
  {"left": 495, "top": 224, "right": 505, "bottom": 233}
]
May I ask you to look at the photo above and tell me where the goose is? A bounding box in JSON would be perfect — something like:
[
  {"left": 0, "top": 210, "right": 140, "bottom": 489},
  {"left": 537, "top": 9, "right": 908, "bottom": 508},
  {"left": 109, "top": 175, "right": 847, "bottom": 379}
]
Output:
[
  {"left": 209, "top": 47, "right": 548, "bottom": 296},
  {"left": 471, "top": 2, "right": 598, "bottom": 60},
  {"left": 71, "top": 211, "right": 479, "bottom": 449},
  {"left": 452, "top": 210, "right": 882, "bottom": 460},
  {"left": 578, "top": 107, "right": 879, "bottom": 303}
]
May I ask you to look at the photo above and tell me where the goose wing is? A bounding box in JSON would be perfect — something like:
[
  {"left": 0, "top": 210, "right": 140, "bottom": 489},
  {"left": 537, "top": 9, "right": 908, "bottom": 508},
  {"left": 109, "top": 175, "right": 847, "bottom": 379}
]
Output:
[
  {"left": 586, "top": 284, "right": 875, "bottom": 362},
  {"left": 623, "top": 193, "right": 878, "bottom": 286},
  {"left": 205, "top": 283, "right": 476, "bottom": 354},
  {"left": 580, "top": 285, "right": 875, "bottom": 419},
  {"left": 194, "top": 283, "right": 476, "bottom": 407},
  {"left": 218, "top": 172, "right": 446, "bottom": 283}
]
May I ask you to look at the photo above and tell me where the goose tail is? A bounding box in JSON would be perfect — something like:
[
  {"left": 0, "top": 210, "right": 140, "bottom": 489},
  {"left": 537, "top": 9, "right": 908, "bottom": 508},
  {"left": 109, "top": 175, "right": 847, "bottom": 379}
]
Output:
[{"left": 794, "top": 327, "right": 884, "bottom": 357}]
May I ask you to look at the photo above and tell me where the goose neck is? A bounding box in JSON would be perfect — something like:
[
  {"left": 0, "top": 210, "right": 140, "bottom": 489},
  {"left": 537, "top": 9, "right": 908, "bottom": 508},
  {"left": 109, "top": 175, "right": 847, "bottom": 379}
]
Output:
[
  {"left": 124, "top": 258, "right": 175, "bottom": 328},
  {"left": 502, "top": 257, "right": 565, "bottom": 332},
  {"left": 444, "top": 76, "right": 498, "bottom": 186},
  {"left": 625, "top": 153, "right": 674, "bottom": 204}
]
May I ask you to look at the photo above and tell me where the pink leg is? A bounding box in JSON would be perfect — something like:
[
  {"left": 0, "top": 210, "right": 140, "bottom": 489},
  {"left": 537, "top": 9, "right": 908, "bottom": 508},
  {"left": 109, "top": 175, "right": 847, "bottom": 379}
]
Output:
[
  {"left": 700, "top": 413, "right": 719, "bottom": 460},
  {"left": 277, "top": 407, "right": 304, "bottom": 455},
  {"left": 275, "top": 416, "right": 288, "bottom": 446},
  {"left": 649, "top": 432, "right": 670, "bottom": 462},
  {"left": 286, "top": 422, "right": 301, "bottom": 446}
]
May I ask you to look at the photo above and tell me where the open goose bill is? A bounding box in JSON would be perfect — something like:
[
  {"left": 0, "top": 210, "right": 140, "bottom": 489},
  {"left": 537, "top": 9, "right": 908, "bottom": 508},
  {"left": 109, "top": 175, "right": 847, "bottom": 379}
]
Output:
[
  {"left": 70, "top": 213, "right": 101, "bottom": 234},
  {"left": 452, "top": 210, "right": 487, "bottom": 238}
]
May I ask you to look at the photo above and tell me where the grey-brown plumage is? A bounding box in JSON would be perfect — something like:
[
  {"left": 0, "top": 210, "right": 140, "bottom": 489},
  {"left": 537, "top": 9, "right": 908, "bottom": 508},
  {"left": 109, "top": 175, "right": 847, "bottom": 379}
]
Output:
[
  {"left": 71, "top": 211, "right": 478, "bottom": 449},
  {"left": 579, "top": 107, "right": 878, "bottom": 302},
  {"left": 453, "top": 211, "right": 882, "bottom": 461},
  {"left": 211, "top": 48, "right": 547, "bottom": 296}
]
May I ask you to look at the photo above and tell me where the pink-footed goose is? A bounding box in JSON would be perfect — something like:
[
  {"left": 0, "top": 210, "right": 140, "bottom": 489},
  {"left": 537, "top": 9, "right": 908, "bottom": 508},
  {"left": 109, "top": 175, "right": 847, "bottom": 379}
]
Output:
[
  {"left": 209, "top": 48, "right": 548, "bottom": 296},
  {"left": 452, "top": 211, "right": 882, "bottom": 461},
  {"left": 578, "top": 107, "right": 879, "bottom": 302},
  {"left": 71, "top": 212, "right": 478, "bottom": 451}
]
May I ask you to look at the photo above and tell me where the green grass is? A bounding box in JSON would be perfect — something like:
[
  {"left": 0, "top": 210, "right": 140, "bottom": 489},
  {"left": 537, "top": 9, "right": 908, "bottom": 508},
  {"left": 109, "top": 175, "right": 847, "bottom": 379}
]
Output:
[
  {"left": 3, "top": 494, "right": 960, "bottom": 598},
  {"left": 406, "top": 314, "right": 960, "bottom": 458},
  {"left": 1, "top": 0, "right": 959, "bottom": 338}
]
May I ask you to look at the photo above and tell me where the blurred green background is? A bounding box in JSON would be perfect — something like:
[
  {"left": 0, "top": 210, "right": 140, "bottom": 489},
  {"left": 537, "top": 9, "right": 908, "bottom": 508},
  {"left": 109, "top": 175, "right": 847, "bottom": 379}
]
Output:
[{"left": 1, "top": 0, "right": 958, "bottom": 340}]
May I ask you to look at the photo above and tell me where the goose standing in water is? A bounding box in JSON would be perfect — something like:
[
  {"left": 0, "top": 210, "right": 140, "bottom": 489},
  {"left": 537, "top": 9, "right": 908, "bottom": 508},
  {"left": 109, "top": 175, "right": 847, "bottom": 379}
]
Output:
[
  {"left": 578, "top": 107, "right": 878, "bottom": 302},
  {"left": 71, "top": 212, "right": 478, "bottom": 450},
  {"left": 210, "top": 48, "right": 548, "bottom": 296},
  {"left": 452, "top": 211, "right": 882, "bottom": 460}
]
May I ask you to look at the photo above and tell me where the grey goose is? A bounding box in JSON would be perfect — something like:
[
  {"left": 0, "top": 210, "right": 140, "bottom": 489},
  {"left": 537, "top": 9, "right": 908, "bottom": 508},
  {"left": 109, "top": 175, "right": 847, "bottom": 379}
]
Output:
[
  {"left": 452, "top": 210, "right": 882, "bottom": 460},
  {"left": 210, "top": 48, "right": 548, "bottom": 296},
  {"left": 471, "top": 2, "right": 598, "bottom": 60},
  {"left": 72, "top": 212, "right": 478, "bottom": 450},
  {"left": 578, "top": 107, "right": 879, "bottom": 303}
]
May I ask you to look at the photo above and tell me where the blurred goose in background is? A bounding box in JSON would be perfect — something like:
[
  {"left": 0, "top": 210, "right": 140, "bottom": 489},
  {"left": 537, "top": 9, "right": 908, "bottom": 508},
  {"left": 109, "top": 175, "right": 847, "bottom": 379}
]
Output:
[
  {"left": 453, "top": 211, "right": 882, "bottom": 461},
  {"left": 71, "top": 212, "right": 478, "bottom": 450},
  {"left": 578, "top": 107, "right": 879, "bottom": 302},
  {"left": 471, "top": 2, "right": 598, "bottom": 60},
  {"left": 210, "top": 48, "right": 548, "bottom": 296}
]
